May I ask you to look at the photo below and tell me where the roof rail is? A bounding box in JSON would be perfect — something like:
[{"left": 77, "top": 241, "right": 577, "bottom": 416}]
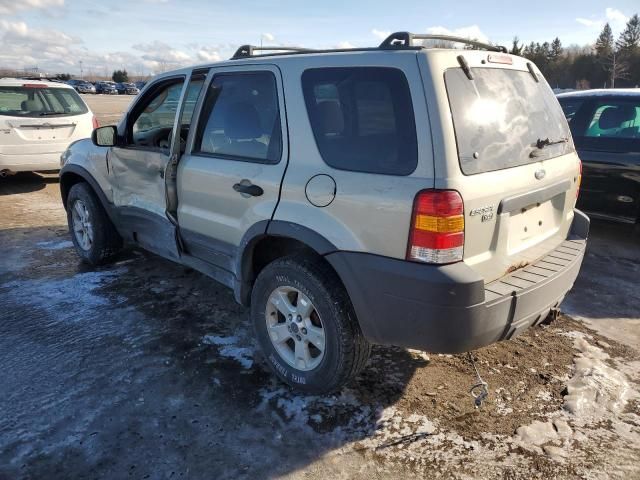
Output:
[
  {"left": 379, "top": 32, "right": 507, "bottom": 53},
  {"left": 231, "top": 45, "right": 315, "bottom": 60}
]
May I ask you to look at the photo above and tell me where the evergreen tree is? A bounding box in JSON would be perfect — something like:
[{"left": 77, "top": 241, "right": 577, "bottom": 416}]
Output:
[
  {"left": 595, "top": 23, "right": 614, "bottom": 57},
  {"left": 618, "top": 14, "right": 640, "bottom": 54},
  {"left": 549, "top": 37, "right": 563, "bottom": 60},
  {"left": 112, "top": 69, "right": 129, "bottom": 83},
  {"left": 509, "top": 37, "right": 523, "bottom": 56}
]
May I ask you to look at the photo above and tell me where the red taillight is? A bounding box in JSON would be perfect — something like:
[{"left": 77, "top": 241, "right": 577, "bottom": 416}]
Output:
[
  {"left": 92, "top": 116, "right": 99, "bottom": 129},
  {"left": 407, "top": 190, "right": 464, "bottom": 264},
  {"left": 22, "top": 83, "right": 47, "bottom": 89}
]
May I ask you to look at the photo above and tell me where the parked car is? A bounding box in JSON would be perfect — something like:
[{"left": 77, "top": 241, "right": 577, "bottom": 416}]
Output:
[
  {"left": 134, "top": 81, "right": 147, "bottom": 90},
  {"left": 95, "top": 81, "right": 118, "bottom": 95},
  {"left": 0, "top": 78, "right": 97, "bottom": 175},
  {"left": 557, "top": 89, "right": 640, "bottom": 224},
  {"left": 115, "top": 82, "right": 140, "bottom": 95},
  {"left": 59, "top": 33, "right": 588, "bottom": 393},
  {"left": 67, "top": 79, "right": 96, "bottom": 94}
]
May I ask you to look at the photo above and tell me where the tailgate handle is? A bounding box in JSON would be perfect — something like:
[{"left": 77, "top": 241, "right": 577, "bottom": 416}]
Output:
[{"left": 498, "top": 179, "right": 571, "bottom": 214}]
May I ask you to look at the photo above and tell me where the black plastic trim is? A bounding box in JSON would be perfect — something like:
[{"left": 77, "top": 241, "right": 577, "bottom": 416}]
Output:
[
  {"left": 59, "top": 164, "right": 117, "bottom": 225},
  {"left": 327, "top": 210, "right": 589, "bottom": 353}
]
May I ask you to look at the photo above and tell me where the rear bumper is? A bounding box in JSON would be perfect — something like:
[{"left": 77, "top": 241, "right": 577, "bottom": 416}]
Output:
[
  {"left": 0, "top": 152, "right": 62, "bottom": 172},
  {"left": 326, "top": 209, "right": 590, "bottom": 353}
]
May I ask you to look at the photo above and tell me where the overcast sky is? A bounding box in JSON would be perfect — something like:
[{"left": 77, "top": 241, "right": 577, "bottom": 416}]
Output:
[{"left": 0, "top": 0, "right": 638, "bottom": 76}]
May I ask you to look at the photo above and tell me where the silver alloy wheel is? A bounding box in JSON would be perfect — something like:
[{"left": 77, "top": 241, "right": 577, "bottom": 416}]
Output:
[
  {"left": 71, "top": 199, "right": 93, "bottom": 251},
  {"left": 265, "top": 286, "right": 326, "bottom": 371}
]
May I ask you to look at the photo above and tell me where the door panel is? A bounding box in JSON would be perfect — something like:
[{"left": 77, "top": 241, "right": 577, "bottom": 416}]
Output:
[
  {"left": 177, "top": 65, "right": 288, "bottom": 269},
  {"left": 577, "top": 149, "right": 640, "bottom": 222},
  {"left": 108, "top": 76, "right": 188, "bottom": 259},
  {"left": 565, "top": 96, "right": 640, "bottom": 222}
]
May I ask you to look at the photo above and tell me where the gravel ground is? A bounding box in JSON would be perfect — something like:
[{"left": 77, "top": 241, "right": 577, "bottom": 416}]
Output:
[{"left": 1, "top": 170, "right": 639, "bottom": 479}]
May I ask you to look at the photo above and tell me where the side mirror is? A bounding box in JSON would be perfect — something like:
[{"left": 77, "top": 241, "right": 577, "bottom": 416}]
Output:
[{"left": 92, "top": 125, "right": 118, "bottom": 147}]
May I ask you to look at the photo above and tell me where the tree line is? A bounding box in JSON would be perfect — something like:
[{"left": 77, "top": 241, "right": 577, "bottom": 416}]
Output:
[{"left": 511, "top": 13, "right": 640, "bottom": 89}]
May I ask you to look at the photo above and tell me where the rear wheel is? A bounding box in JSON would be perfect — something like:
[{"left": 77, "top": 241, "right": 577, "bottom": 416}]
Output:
[
  {"left": 66, "top": 182, "right": 122, "bottom": 265},
  {"left": 251, "top": 254, "right": 371, "bottom": 394}
]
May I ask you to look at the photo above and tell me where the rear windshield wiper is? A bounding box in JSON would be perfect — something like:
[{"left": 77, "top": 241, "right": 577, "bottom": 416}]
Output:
[
  {"left": 529, "top": 137, "right": 568, "bottom": 157},
  {"left": 38, "top": 111, "right": 65, "bottom": 116},
  {"left": 535, "top": 137, "right": 568, "bottom": 149}
]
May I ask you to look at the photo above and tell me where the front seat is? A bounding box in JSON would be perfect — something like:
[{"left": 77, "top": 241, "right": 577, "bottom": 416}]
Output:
[{"left": 222, "top": 102, "right": 267, "bottom": 159}]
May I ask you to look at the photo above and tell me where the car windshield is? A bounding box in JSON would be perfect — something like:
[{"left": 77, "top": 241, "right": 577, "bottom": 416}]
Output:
[
  {"left": 0, "top": 86, "right": 88, "bottom": 117},
  {"left": 445, "top": 67, "right": 573, "bottom": 175}
]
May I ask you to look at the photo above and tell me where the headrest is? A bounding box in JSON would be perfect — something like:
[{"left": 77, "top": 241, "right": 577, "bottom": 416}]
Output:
[
  {"left": 21, "top": 99, "right": 43, "bottom": 111},
  {"left": 223, "top": 102, "right": 262, "bottom": 140},
  {"left": 599, "top": 105, "right": 636, "bottom": 130},
  {"left": 316, "top": 101, "right": 344, "bottom": 136}
]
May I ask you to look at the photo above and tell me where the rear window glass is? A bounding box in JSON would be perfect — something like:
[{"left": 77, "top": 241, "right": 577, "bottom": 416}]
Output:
[
  {"left": 0, "top": 86, "right": 88, "bottom": 117},
  {"left": 445, "top": 68, "right": 572, "bottom": 175},
  {"left": 302, "top": 67, "right": 418, "bottom": 176},
  {"left": 567, "top": 98, "right": 640, "bottom": 153}
]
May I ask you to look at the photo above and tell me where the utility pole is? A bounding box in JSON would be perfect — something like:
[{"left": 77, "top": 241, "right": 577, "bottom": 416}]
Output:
[
  {"left": 611, "top": 50, "right": 616, "bottom": 88},
  {"left": 79, "top": 60, "right": 83, "bottom": 80}
]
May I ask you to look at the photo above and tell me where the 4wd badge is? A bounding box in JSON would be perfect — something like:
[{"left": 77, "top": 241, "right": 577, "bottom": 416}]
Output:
[{"left": 470, "top": 205, "right": 494, "bottom": 222}]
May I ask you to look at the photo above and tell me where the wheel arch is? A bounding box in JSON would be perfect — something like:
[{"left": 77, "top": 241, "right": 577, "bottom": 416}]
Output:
[
  {"left": 59, "top": 165, "right": 116, "bottom": 224},
  {"left": 235, "top": 220, "right": 340, "bottom": 306}
]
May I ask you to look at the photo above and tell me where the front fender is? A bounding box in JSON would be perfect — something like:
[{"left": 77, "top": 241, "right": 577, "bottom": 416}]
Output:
[{"left": 60, "top": 139, "right": 113, "bottom": 206}]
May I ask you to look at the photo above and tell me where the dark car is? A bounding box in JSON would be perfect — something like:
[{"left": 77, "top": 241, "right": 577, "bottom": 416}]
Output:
[
  {"left": 115, "top": 82, "right": 140, "bottom": 95},
  {"left": 95, "top": 81, "right": 118, "bottom": 95},
  {"left": 558, "top": 89, "right": 640, "bottom": 224},
  {"left": 133, "top": 81, "right": 146, "bottom": 91},
  {"left": 67, "top": 79, "right": 96, "bottom": 94}
]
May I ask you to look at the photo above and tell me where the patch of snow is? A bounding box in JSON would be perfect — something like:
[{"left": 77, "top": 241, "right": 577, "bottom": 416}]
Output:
[
  {"left": 513, "top": 335, "right": 639, "bottom": 462},
  {"left": 564, "top": 335, "right": 632, "bottom": 417},
  {"left": 36, "top": 240, "right": 73, "bottom": 250},
  {"left": 202, "top": 335, "right": 239, "bottom": 346},
  {"left": 202, "top": 335, "right": 254, "bottom": 369},
  {"left": 1, "top": 268, "right": 127, "bottom": 320}
]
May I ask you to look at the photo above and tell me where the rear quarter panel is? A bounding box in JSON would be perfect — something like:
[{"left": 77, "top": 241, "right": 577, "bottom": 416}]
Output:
[{"left": 273, "top": 51, "right": 435, "bottom": 258}]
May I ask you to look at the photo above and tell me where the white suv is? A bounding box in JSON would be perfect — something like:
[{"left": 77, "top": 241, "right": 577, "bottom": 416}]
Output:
[{"left": 0, "top": 78, "right": 96, "bottom": 176}]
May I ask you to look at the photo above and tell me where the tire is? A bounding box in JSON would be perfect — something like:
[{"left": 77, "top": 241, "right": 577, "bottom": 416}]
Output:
[
  {"left": 251, "top": 254, "right": 371, "bottom": 394},
  {"left": 66, "top": 182, "right": 122, "bottom": 266}
]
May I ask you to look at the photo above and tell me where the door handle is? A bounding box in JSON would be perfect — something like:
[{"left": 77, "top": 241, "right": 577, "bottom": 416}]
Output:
[{"left": 233, "top": 181, "right": 263, "bottom": 197}]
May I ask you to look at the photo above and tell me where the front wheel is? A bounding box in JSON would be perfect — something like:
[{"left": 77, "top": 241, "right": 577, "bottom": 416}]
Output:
[
  {"left": 251, "top": 254, "right": 371, "bottom": 394},
  {"left": 66, "top": 182, "right": 122, "bottom": 266}
]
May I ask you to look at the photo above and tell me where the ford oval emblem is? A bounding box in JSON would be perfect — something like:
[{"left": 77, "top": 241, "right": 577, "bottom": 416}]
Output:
[{"left": 535, "top": 169, "right": 546, "bottom": 180}]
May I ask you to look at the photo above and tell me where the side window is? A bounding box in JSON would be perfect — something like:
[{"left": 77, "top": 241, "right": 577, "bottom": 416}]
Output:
[
  {"left": 180, "top": 78, "right": 205, "bottom": 128},
  {"left": 195, "top": 71, "right": 282, "bottom": 164},
  {"left": 584, "top": 101, "right": 640, "bottom": 139},
  {"left": 129, "top": 80, "right": 184, "bottom": 148},
  {"left": 558, "top": 98, "right": 585, "bottom": 124},
  {"left": 302, "top": 67, "right": 418, "bottom": 176}
]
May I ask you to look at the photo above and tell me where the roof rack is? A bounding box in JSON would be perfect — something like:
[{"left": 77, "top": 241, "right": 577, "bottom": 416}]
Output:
[
  {"left": 231, "top": 45, "right": 316, "bottom": 60},
  {"left": 379, "top": 32, "right": 507, "bottom": 53}
]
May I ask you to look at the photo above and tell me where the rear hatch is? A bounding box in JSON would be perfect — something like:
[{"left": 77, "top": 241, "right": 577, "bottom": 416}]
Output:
[
  {"left": 420, "top": 50, "right": 581, "bottom": 283},
  {"left": 0, "top": 83, "right": 92, "bottom": 152}
]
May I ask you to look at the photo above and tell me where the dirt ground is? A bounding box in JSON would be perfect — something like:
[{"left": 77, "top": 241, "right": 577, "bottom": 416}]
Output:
[
  {"left": 1, "top": 174, "right": 639, "bottom": 477},
  {"left": 84, "top": 94, "right": 134, "bottom": 126}
]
